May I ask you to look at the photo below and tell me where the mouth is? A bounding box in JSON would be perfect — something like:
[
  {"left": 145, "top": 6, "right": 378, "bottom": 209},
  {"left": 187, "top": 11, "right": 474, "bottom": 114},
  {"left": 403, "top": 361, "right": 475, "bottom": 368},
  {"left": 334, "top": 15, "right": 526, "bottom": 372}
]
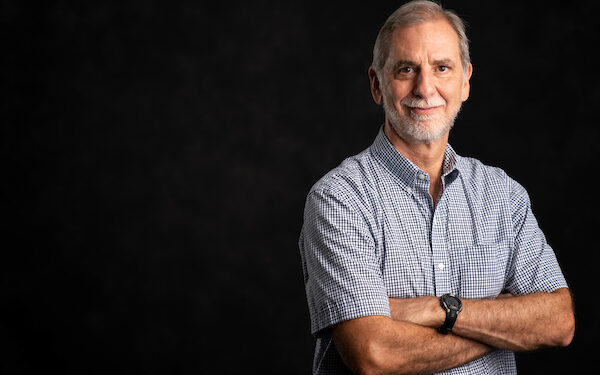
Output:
[{"left": 407, "top": 106, "right": 442, "bottom": 115}]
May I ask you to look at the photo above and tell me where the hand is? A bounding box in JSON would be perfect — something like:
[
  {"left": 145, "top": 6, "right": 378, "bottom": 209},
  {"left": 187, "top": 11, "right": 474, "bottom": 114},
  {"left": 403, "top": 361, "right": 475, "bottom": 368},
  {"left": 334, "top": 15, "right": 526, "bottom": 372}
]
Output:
[{"left": 388, "top": 296, "right": 445, "bottom": 328}]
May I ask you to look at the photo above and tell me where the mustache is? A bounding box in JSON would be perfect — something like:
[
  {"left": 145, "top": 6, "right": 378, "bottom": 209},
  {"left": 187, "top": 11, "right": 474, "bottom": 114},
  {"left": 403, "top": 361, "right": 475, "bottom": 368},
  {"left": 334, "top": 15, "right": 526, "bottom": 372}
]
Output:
[{"left": 401, "top": 97, "right": 446, "bottom": 108}]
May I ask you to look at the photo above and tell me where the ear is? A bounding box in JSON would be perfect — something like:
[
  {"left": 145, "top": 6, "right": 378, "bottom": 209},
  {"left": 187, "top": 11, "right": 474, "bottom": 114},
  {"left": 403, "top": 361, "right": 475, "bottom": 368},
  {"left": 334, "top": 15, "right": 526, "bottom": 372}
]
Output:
[
  {"left": 368, "top": 66, "right": 384, "bottom": 105},
  {"left": 461, "top": 63, "right": 473, "bottom": 102}
]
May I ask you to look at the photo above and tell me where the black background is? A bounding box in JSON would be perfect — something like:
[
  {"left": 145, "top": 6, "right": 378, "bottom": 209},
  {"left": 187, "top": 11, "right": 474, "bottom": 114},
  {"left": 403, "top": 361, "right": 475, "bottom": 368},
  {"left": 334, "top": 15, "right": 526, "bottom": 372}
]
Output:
[{"left": 4, "top": 0, "right": 599, "bottom": 373}]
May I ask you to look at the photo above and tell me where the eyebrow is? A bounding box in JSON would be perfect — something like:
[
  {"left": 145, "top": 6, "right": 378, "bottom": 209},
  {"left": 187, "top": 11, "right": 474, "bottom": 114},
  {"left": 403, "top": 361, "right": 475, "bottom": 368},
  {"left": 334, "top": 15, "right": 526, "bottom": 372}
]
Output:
[
  {"left": 432, "top": 58, "right": 455, "bottom": 67},
  {"left": 391, "top": 58, "right": 456, "bottom": 71},
  {"left": 391, "top": 60, "right": 419, "bottom": 70}
]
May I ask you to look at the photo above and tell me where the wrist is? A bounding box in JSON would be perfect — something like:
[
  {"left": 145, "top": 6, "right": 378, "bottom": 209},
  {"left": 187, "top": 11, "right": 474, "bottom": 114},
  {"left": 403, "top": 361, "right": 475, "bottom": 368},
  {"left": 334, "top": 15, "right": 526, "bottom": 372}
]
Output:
[
  {"left": 426, "top": 296, "right": 447, "bottom": 327},
  {"left": 438, "top": 294, "right": 463, "bottom": 334}
]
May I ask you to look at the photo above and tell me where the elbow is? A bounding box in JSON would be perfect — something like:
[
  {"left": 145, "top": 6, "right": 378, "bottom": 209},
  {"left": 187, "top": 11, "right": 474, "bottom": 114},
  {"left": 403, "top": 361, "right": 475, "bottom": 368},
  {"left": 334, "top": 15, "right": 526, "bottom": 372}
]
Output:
[
  {"left": 333, "top": 317, "right": 416, "bottom": 375},
  {"left": 349, "top": 341, "right": 388, "bottom": 375},
  {"left": 351, "top": 340, "right": 411, "bottom": 375},
  {"left": 556, "top": 311, "right": 575, "bottom": 347},
  {"left": 559, "top": 330, "right": 574, "bottom": 348},
  {"left": 519, "top": 309, "right": 574, "bottom": 351},
  {"left": 547, "top": 289, "right": 575, "bottom": 348},
  {"left": 545, "top": 305, "right": 575, "bottom": 348}
]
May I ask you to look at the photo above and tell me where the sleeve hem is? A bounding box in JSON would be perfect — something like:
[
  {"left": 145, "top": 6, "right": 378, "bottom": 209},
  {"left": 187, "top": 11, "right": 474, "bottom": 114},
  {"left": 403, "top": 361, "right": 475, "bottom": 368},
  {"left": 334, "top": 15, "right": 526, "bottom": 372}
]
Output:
[{"left": 310, "top": 304, "right": 391, "bottom": 336}]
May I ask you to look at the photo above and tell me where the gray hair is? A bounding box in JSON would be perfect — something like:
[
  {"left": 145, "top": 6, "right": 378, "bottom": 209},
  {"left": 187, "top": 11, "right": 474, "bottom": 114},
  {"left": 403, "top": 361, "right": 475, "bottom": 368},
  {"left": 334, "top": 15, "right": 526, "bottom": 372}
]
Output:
[{"left": 372, "top": 0, "right": 470, "bottom": 75}]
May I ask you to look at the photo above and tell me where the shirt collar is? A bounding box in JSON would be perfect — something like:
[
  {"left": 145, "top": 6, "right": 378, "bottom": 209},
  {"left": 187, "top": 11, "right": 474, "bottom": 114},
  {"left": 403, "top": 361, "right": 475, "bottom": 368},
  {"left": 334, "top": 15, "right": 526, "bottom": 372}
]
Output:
[{"left": 370, "top": 126, "right": 462, "bottom": 187}]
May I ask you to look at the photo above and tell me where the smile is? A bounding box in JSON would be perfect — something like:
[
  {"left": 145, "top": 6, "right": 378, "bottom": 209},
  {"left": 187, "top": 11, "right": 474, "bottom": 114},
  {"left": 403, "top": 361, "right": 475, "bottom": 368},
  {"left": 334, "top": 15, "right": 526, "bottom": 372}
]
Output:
[{"left": 407, "top": 106, "right": 442, "bottom": 115}]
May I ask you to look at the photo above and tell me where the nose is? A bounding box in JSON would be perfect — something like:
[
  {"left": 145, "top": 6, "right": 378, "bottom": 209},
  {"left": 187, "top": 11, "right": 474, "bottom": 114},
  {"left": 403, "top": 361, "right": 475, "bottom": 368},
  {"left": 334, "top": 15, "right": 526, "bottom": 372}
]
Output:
[{"left": 412, "top": 69, "right": 436, "bottom": 99}]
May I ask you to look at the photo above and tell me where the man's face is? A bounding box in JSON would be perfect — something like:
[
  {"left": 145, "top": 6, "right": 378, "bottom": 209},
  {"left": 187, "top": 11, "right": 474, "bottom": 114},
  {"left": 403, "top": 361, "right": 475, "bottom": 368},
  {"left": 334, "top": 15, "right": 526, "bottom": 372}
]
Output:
[{"left": 376, "top": 18, "right": 472, "bottom": 144}]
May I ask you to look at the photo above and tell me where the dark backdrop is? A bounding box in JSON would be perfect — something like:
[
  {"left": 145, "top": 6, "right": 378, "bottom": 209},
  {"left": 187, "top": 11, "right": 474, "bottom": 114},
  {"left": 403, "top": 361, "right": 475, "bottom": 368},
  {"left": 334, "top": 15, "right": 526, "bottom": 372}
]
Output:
[{"left": 4, "top": 0, "right": 599, "bottom": 373}]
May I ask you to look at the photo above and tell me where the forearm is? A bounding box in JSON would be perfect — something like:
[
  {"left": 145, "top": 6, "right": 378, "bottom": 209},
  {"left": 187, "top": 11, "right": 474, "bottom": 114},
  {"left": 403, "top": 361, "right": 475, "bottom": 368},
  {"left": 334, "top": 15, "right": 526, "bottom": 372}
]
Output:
[
  {"left": 333, "top": 316, "right": 492, "bottom": 375},
  {"left": 376, "top": 321, "right": 493, "bottom": 374},
  {"left": 453, "top": 288, "right": 574, "bottom": 351},
  {"left": 389, "top": 288, "right": 574, "bottom": 352}
]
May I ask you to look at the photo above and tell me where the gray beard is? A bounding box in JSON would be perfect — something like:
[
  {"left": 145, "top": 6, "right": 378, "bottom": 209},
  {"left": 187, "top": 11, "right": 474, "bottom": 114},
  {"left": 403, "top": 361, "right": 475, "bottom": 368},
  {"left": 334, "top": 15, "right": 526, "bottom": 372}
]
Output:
[{"left": 382, "top": 96, "right": 461, "bottom": 144}]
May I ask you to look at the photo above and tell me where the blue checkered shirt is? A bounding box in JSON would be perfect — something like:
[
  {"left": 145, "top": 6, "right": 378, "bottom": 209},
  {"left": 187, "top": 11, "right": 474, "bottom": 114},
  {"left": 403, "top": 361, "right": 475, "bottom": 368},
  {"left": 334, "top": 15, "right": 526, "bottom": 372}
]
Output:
[{"left": 299, "top": 127, "right": 568, "bottom": 374}]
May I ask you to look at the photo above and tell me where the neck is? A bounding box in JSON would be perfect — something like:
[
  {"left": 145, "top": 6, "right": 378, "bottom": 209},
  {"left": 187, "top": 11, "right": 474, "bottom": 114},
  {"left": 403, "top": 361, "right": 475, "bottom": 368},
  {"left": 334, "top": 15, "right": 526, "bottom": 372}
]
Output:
[{"left": 384, "top": 121, "right": 448, "bottom": 204}]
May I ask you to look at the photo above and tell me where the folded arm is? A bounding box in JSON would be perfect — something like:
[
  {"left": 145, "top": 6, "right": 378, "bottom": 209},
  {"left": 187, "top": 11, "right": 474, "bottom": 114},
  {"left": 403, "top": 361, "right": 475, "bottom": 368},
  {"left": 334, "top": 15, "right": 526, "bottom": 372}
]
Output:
[
  {"left": 332, "top": 315, "right": 492, "bottom": 375},
  {"left": 333, "top": 289, "right": 574, "bottom": 375},
  {"left": 388, "top": 288, "right": 575, "bottom": 351}
]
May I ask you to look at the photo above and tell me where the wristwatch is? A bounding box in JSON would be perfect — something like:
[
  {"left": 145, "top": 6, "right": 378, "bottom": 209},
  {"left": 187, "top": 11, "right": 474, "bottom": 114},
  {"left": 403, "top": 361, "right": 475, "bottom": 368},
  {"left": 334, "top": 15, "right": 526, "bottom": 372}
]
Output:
[{"left": 438, "top": 294, "right": 462, "bottom": 334}]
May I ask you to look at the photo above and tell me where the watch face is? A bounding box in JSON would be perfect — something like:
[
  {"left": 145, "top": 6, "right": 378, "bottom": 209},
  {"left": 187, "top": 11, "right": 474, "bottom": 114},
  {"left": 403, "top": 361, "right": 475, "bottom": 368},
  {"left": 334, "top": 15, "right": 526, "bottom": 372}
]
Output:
[{"left": 443, "top": 295, "right": 462, "bottom": 311}]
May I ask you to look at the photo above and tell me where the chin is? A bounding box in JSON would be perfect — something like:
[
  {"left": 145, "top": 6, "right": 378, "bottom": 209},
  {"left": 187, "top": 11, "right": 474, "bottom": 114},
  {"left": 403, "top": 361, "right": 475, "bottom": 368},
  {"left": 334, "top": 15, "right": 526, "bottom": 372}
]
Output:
[
  {"left": 383, "top": 99, "right": 456, "bottom": 143},
  {"left": 394, "top": 118, "right": 451, "bottom": 143}
]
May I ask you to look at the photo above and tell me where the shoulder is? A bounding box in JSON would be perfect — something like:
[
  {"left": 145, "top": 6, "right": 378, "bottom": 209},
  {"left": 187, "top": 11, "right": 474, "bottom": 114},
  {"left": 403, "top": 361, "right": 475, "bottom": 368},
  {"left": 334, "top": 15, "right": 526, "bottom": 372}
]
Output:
[
  {"left": 456, "top": 155, "right": 530, "bottom": 208},
  {"left": 458, "top": 156, "right": 522, "bottom": 189},
  {"left": 457, "top": 155, "right": 509, "bottom": 185},
  {"left": 309, "top": 148, "right": 380, "bottom": 203}
]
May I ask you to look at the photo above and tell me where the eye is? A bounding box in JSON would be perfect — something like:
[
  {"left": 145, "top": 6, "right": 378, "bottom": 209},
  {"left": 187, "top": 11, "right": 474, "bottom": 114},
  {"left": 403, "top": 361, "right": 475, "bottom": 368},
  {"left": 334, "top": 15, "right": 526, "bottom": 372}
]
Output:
[
  {"left": 438, "top": 66, "right": 449, "bottom": 72},
  {"left": 398, "top": 67, "right": 413, "bottom": 74}
]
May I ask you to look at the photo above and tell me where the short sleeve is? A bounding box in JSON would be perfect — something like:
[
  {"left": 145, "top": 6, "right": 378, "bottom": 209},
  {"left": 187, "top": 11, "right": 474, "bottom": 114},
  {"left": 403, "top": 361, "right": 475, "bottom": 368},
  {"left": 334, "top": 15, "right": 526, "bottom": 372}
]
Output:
[
  {"left": 299, "top": 186, "right": 390, "bottom": 336},
  {"left": 504, "top": 180, "right": 568, "bottom": 295}
]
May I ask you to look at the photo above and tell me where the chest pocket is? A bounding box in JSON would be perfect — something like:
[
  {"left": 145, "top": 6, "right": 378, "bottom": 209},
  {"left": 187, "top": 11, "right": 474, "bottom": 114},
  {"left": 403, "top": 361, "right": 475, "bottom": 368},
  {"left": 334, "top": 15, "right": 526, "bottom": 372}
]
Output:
[{"left": 451, "top": 242, "right": 508, "bottom": 299}]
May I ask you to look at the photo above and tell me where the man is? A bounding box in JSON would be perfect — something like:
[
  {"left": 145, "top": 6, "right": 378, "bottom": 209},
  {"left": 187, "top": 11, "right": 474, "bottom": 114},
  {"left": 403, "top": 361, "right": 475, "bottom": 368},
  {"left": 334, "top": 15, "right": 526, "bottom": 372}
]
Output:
[{"left": 298, "top": 1, "right": 574, "bottom": 374}]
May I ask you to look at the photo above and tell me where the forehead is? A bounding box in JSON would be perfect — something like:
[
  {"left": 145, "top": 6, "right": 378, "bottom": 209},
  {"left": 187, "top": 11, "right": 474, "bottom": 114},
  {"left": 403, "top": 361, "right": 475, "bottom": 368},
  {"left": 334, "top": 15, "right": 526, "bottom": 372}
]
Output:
[{"left": 387, "top": 18, "right": 461, "bottom": 64}]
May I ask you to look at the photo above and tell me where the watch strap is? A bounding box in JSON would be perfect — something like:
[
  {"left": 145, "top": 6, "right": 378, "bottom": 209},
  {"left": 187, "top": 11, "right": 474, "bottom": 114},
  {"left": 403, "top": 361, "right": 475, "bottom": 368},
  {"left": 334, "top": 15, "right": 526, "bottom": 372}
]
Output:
[
  {"left": 437, "top": 308, "right": 458, "bottom": 334},
  {"left": 438, "top": 294, "right": 461, "bottom": 334}
]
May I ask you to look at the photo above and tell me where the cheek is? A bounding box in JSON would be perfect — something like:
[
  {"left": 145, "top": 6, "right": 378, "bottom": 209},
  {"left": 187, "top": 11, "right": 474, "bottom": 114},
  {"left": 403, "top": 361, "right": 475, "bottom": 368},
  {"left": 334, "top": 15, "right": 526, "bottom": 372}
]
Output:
[
  {"left": 439, "top": 84, "right": 464, "bottom": 106},
  {"left": 386, "top": 84, "right": 411, "bottom": 107},
  {"left": 386, "top": 80, "right": 410, "bottom": 98}
]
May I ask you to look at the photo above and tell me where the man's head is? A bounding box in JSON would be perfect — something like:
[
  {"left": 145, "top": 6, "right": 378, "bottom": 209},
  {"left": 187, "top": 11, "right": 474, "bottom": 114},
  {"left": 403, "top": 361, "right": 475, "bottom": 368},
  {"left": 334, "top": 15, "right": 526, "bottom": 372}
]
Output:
[{"left": 369, "top": 0, "right": 473, "bottom": 144}]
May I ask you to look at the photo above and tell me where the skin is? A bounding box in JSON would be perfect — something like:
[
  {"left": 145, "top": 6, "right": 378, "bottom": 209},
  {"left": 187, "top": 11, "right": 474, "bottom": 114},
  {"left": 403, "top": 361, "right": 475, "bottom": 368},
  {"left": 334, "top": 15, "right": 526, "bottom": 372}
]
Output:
[
  {"left": 332, "top": 18, "right": 575, "bottom": 375},
  {"left": 388, "top": 289, "right": 574, "bottom": 351}
]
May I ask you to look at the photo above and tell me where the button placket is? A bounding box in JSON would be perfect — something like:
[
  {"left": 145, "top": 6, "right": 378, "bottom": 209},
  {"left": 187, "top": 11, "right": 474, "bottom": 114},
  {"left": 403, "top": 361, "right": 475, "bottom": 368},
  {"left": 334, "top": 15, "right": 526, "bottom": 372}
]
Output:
[{"left": 431, "top": 196, "right": 451, "bottom": 295}]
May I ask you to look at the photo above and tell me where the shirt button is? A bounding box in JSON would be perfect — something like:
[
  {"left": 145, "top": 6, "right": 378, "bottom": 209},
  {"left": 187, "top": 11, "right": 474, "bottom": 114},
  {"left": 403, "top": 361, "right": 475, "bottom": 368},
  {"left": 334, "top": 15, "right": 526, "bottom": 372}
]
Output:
[
  {"left": 432, "top": 217, "right": 437, "bottom": 225},
  {"left": 405, "top": 186, "right": 412, "bottom": 193},
  {"left": 418, "top": 173, "right": 426, "bottom": 180},
  {"left": 437, "top": 263, "right": 445, "bottom": 270}
]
